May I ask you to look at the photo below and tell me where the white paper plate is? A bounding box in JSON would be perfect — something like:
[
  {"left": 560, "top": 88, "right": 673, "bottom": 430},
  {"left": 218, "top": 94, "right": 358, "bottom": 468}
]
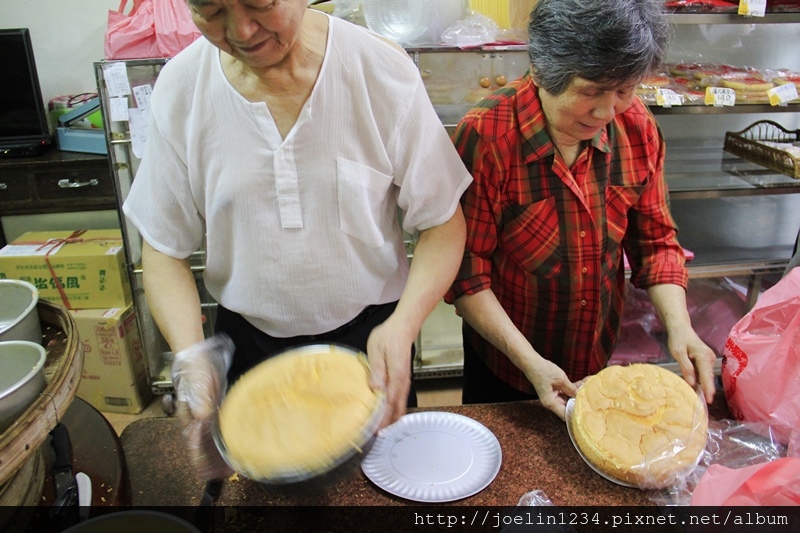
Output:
[
  {"left": 565, "top": 398, "right": 637, "bottom": 488},
  {"left": 361, "top": 411, "right": 502, "bottom": 502}
]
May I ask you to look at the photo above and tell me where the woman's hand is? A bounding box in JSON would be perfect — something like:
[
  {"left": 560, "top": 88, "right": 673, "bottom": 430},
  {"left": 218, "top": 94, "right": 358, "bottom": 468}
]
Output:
[
  {"left": 666, "top": 326, "right": 717, "bottom": 404},
  {"left": 521, "top": 356, "right": 579, "bottom": 420},
  {"left": 647, "top": 284, "right": 717, "bottom": 404}
]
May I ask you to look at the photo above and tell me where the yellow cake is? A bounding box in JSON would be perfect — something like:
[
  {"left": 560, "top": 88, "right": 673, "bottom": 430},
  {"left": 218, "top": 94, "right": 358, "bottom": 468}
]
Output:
[
  {"left": 570, "top": 364, "right": 708, "bottom": 489},
  {"left": 217, "top": 345, "right": 381, "bottom": 481}
]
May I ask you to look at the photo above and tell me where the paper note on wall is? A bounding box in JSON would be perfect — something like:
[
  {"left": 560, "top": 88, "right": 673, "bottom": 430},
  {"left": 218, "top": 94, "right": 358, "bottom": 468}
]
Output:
[
  {"left": 110, "top": 97, "right": 129, "bottom": 122},
  {"left": 133, "top": 85, "right": 153, "bottom": 112},
  {"left": 102, "top": 63, "right": 132, "bottom": 98},
  {"left": 128, "top": 107, "right": 149, "bottom": 159}
]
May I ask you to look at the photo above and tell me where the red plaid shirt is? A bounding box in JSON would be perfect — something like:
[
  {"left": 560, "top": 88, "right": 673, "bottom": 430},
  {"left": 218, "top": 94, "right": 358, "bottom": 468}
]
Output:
[{"left": 445, "top": 72, "right": 688, "bottom": 392}]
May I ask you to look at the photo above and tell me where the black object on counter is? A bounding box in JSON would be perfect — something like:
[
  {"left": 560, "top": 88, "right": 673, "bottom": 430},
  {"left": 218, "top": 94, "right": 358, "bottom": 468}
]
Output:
[{"left": 49, "top": 423, "right": 79, "bottom": 523}]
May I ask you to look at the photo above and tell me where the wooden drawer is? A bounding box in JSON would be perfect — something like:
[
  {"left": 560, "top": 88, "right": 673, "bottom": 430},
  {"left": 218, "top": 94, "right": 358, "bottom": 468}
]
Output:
[
  {"left": 0, "top": 171, "right": 32, "bottom": 204},
  {"left": 33, "top": 166, "right": 115, "bottom": 202},
  {"left": 0, "top": 154, "right": 115, "bottom": 215}
]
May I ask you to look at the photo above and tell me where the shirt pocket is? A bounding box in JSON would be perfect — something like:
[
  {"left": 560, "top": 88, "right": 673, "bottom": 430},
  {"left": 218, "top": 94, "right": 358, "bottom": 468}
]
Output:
[
  {"left": 605, "top": 181, "right": 648, "bottom": 245},
  {"left": 336, "top": 157, "right": 393, "bottom": 248},
  {"left": 500, "top": 197, "right": 562, "bottom": 279}
]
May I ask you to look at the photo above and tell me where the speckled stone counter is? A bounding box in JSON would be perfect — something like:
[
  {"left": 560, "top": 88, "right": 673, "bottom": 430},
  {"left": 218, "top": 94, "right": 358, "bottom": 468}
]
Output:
[{"left": 119, "top": 393, "right": 731, "bottom": 508}]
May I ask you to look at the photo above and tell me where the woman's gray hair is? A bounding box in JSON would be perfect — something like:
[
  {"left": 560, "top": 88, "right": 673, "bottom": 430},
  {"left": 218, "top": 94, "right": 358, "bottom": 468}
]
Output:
[{"left": 527, "top": 0, "right": 671, "bottom": 95}]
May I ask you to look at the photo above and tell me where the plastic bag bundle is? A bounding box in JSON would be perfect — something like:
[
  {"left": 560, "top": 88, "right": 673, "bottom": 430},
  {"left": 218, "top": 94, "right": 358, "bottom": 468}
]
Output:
[
  {"left": 105, "top": 0, "right": 160, "bottom": 59},
  {"left": 721, "top": 268, "right": 800, "bottom": 446},
  {"left": 691, "top": 457, "right": 800, "bottom": 506},
  {"left": 153, "top": 0, "right": 202, "bottom": 57},
  {"left": 105, "top": 0, "right": 201, "bottom": 60},
  {"left": 647, "top": 419, "right": 786, "bottom": 506}
]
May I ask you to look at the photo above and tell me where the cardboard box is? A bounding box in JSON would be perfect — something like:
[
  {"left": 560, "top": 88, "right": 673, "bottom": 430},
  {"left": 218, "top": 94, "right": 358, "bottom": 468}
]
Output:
[
  {"left": 72, "top": 305, "right": 152, "bottom": 414},
  {"left": 0, "top": 230, "right": 132, "bottom": 310}
]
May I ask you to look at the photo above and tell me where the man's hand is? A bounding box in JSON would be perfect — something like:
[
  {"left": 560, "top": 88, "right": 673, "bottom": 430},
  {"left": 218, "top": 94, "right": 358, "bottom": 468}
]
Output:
[
  {"left": 365, "top": 320, "right": 414, "bottom": 430},
  {"left": 172, "top": 335, "right": 236, "bottom": 481}
]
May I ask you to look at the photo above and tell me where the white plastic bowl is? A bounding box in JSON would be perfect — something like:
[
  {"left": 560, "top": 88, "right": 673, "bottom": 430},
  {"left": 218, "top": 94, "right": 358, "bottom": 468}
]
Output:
[
  {"left": 0, "top": 340, "right": 47, "bottom": 434},
  {"left": 362, "top": 0, "right": 467, "bottom": 46}
]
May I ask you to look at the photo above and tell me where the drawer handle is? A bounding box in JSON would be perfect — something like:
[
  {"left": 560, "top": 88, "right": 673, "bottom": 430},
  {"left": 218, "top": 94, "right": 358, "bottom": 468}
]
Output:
[{"left": 58, "top": 178, "right": 99, "bottom": 189}]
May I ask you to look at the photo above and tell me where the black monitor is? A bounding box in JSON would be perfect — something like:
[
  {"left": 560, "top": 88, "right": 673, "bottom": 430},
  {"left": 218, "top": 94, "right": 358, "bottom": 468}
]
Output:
[{"left": 0, "top": 28, "right": 52, "bottom": 158}]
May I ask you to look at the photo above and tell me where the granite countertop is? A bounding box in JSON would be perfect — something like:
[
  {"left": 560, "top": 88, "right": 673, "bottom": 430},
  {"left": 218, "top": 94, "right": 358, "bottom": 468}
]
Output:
[{"left": 119, "top": 393, "right": 731, "bottom": 509}]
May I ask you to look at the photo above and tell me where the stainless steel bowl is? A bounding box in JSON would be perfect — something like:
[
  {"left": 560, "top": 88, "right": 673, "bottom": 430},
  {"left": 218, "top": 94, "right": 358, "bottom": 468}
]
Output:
[
  {"left": 0, "top": 279, "right": 41, "bottom": 344},
  {"left": 0, "top": 340, "right": 47, "bottom": 433},
  {"left": 213, "top": 343, "right": 386, "bottom": 491}
]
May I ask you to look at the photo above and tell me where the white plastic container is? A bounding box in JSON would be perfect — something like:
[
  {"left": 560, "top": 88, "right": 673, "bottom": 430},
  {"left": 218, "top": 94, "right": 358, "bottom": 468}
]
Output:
[{"left": 362, "top": 0, "right": 467, "bottom": 46}]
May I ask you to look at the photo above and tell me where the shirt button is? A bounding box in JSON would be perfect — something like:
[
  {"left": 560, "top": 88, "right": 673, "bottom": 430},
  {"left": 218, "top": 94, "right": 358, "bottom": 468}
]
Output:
[
  {"left": 581, "top": 267, "right": 588, "bottom": 274},
  {"left": 579, "top": 231, "right": 587, "bottom": 238},
  {"left": 580, "top": 300, "right": 588, "bottom": 307}
]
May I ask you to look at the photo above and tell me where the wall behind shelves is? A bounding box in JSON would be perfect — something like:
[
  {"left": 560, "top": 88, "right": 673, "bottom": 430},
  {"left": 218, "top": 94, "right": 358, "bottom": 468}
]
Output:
[{"left": 0, "top": 0, "right": 112, "bottom": 104}]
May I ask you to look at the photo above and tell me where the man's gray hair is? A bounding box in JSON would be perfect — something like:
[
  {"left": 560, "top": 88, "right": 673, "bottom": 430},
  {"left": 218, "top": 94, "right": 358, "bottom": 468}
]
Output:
[{"left": 527, "top": 0, "right": 671, "bottom": 95}]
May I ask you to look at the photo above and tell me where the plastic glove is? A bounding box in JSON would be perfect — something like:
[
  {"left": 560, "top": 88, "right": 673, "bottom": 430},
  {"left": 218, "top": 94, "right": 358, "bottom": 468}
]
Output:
[{"left": 171, "top": 334, "right": 235, "bottom": 481}]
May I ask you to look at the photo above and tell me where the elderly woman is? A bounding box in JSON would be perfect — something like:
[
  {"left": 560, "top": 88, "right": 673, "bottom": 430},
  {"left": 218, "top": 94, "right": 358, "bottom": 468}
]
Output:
[
  {"left": 123, "top": 0, "right": 471, "bottom": 482},
  {"left": 446, "top": 0, "right": 717, "bottom": 419}
]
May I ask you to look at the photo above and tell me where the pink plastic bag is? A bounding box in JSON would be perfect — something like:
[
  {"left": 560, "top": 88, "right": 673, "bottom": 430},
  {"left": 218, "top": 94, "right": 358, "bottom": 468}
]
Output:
[
  {"left": 105, "top": 0, "right": 161, "bottom": 60},
  {"left": 153, "top": 0, "right": 202, "bottom": 57},
  {"left": 691, "top": 457, "right": 800, "bottom": 506},
  {"left": 721, "top": 268, "right": 800, "bottom": 445}
]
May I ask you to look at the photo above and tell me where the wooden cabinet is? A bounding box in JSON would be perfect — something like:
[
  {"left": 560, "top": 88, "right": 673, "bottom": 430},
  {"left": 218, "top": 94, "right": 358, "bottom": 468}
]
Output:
[{"left": 0, "top": 150, "right": 115, "bottom": 247}]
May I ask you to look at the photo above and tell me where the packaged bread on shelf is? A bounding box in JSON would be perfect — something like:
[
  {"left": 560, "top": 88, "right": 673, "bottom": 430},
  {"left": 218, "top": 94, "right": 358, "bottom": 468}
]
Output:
[
  {"left": 569, "top": 363, "right": 708, "bottom": 489},
  {"left": 769, "top": 71, "right": 800, "bottom": 103},
  {"left": 636, "top": 71, "right": 674, "bottom": 104},
  {"left": 719, "top": 73, "right": 774, "bottom": 104}
]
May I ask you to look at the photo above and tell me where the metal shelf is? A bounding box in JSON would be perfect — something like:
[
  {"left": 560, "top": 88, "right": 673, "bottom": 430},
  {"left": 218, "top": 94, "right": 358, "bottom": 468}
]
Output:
[
  {"left": 406, "top": 12, "right": 800, "bottom": 55},
  {"left": 668, "top": 12, "right": 800, "bottom": 24},
  {"left": 434, "top": 102, "right": 800, "bottom": 125},
  {"left": 406, "top": 44, "right": 528, "bottom": 54},
  {"left": 665, "top": 138, "right": 800, "bottom": 197},
  {"left": 650, "top": 103, "right": 800, "bottom": 115}
]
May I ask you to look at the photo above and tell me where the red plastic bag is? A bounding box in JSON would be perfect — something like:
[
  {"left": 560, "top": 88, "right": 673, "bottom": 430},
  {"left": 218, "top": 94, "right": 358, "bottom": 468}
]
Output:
[
  {"left": 721, "top": 268, "right": 800, "bottom": 445},
  {"left": 105, "top": 0, "right": 161, "bottom": 60},
  {"left": 153, "top": 0, "right": 202, "bottom": 57},
  {"left": 691, "top": 457, "right": 800, "bottom": 506}
]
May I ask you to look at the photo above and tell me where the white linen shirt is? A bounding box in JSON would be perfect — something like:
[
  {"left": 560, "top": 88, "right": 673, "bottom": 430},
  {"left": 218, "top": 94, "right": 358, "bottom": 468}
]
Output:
[{"left": 123, "top": 15, "right": 472, "bottom": 337}]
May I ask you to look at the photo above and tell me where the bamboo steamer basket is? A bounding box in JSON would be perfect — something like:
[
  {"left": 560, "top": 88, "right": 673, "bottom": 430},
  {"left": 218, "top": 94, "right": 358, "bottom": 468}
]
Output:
[
  {"left": 0, "top": 300, "right": 82, "bottom": 486},
  {"left": 0, "top": 448, "right": 44, "bottom": 532}
]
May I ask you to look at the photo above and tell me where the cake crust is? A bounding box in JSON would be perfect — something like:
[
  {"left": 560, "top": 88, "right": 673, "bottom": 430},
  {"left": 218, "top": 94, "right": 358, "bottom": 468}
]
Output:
[{"left": 570, "top": 364, "right": 708, "bottom": 488}]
